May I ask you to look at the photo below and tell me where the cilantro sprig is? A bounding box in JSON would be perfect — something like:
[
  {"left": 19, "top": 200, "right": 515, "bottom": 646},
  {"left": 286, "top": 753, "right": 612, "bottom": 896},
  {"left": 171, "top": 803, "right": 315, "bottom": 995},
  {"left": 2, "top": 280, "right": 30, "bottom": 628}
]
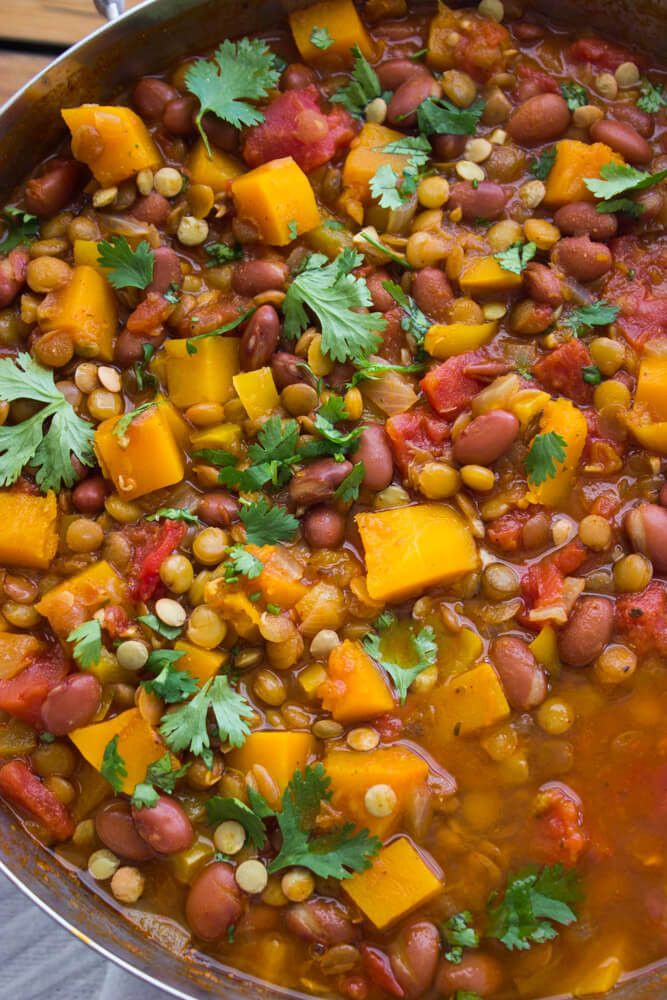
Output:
[
  {"left": 205, "top": 796, "right": 267, "bottom": 848},
  {"left": 159, "top": 675, "right": 253, "bottom": 767},
  {"left": 525, "top": 431, "right": 567, "bottom": 487},
  {"left": 146, "top": 508, "right": 199, "bottom": 525},
  {"left": 0, "top": 206, "right": 39, "bottom": 253},
  {"left": 101, "top": 735, "right": 127, "bottom": 793},
  {"left": 382, "top": 279, "right": 430, "bottom": 348},
  {"left": 239, "top": 497, "right": 299, "bottom": 546},
  {"left": 310, "top": 26, "right": 334, "bottom": 50},
  {"left": 67, "top": 620, "right": 103, "bottom": 669},
  {"left": 637, "top": 78, "right": 667, "bottom": 113},
  {"left": 417, "top": 96, "right": 485, "bottom": 137},
  {"left": 97, "top": 235, "right": 154, "bottom": 290},
  {"left": 137, "top": 612, "right": 182, "bottom": 641},
  {"left": 442, "top": 911, "right": 479, "bottom": 965},
  {"left": 363, "top": 625, "right": 438, "bottom": 703},
  {"left": 584, "top": 162, "right": 667, "bottom": 207},
  {"left": 185, "top": 308, "right": 255, "bottom": 355},
  {"left": 494, "top": 241, "right": 537, "bottom": 275},
  {"left": 299, "top": 396, "right": 362, "bottom": 460},
  {"left": 142, "top": 648, "right": 199, "bottom": 704},
  {"left": 205, "top": 242, "right": 243, "bottom": 265},
  {"left": 560, "top": 81, "right": 587, "bottom": 110},
  {"left": 529, "top": 147, "right": 556, "bottom": 180},
  {"left": 132, "top": 755, "right": 190, "bottom": 810},
  {"left": 330, "top": 43, "right": 381, "bottom": 117},
  {"left": 562, "top": 301, "right": 620, "bottom": 336},
  {"left": 214, "top": 416, "right": 300, "bottom": 492},
  {"left": 335, "top": 462, "right": 366, "bottom": 502},
  {"left": 486, "top": 864, "right": 582, "bottom": 951},
  {"left": 224, "top": 544, "right": 264, "bottom": 583}
]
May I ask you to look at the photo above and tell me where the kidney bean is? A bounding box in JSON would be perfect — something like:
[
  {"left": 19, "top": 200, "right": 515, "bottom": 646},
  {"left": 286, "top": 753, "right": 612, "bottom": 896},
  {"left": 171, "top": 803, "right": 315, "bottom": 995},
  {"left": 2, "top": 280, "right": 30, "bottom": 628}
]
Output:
[
  {"left": 514, "top": 21, "right": 544, "bottom": 41},
  {"left": 522, "top": 262, "right": 564, "bottom": 307},
  {"left": 634, "top": 188, "right": 664, "bottom": 218},
  {"left": 551, "top": 236, "right": 613, "bottom": 282},
  {"left": 448, "top": 180, "right": 508, "bottom": 221},
  {"left": 558, "top": 596, "right": 615, "bottom": 667},
  {"left": 612, "top": 101, "right": 653, "bottom": 138},
  {"left": 162, "top": 95, "right": 198, "bottom": 135},
  {"left": 377, "top": 59, "right": 428, "bottom": 91},
  {"left": 114, "top": 327, "right": 166, "bottom": 367},
  {"left": 514, "top": 79, "right": 547, "bottom": 102},
  {"left": 289, "top": 458, "right": 353, "bottom": 506},
  {"left": 490, "top": 636, "right": 546, "bottom": 710},
  {"left": 430, "top": 133, "right": 467, "bottom": 160},
  {"left": 232, "top": 259, "right": 288, "bottom": 297},
  {"left": 281, "top": 63, "right": 317, "bottom": 91},
  {"left": 0, "top": 248, "right": 29, "bottom": 309},
  {"left": 72, "top": 475, "right": 108, "bottom": 514},
  {"left": 285, "top": 900, "right": 358, "bottom": 946},
  {"left": 41, "top": 673, "right": 102, "bottom": 735},
  {"left": 411, "top": 267, "right": 453, "bottom": 322},
  {"left": 199, "top": 112, "right": 239, "bottom": 152},
  {"left": 353, "top": 425, "right": 394, "bottom": 491},
  {"left": 197, "top": 491, "right": 240, "bottom": 526},
  {"left": 553, "top": 203, "right": 617, "bottom": 241},
  {"left": 130, "top": 192, "right": 170, "bottom": 227},
  {"left": 24, "top": 161, "right": 87, "bottom": 217},
  {"left": 453, "top": 410, "right": 519, "bottom": 466},
  {"left": 625, "top": 503, "right": 667, "bottom": 574},
  {"left": 95, "top": 801, "right": 155, "bottom": 861},
  {"left": 436, "top": 952, "right": 504, "bottom": 997},
  {"left": 132, "top": 794, "right": 193, "bottom": 854},
  {"left": 304, "top": 505, "right": 346, "bottom": 548},
  {"left": 239, "top": 305, "right": 280, "bottom": 370},
  {"left": 271, "top": 351, "right": 316, "bottom": 390},
  {"left": 185, "top": 862, "right": 242, "bottom": 941},
  {"left": 387, "top": 73, "right": 441, "bottom": 129},
  {"left": 389, "top": 922, "right": 440, "bottom": 1000},
  {"left": 590, "top": 119, "right": 652, "bottom": 164},
  {"left": 145, "top": 245, "right": 182, "bottom": 297},
  {"left": 367, "top": 269, "right": 395, "bottom": 312},
  {"left": 132, "top": 77, "right": 178, "bottom": 119},
  {"left": 508, "top": 93, "right": 570, "bottom": 145}
]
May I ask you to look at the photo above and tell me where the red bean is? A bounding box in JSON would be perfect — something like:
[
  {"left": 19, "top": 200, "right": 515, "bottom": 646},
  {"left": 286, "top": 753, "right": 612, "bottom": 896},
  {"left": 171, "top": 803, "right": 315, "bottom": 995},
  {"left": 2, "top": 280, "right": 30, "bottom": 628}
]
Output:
[
  {"left": 430, "top": 133, "right": 467, "bottom": 160},
  {"left": 634, "top": 188, "right": 664, "bottom": 218},
  {"left": 552, "top": 202, "right": 618, "bottom": 240},
  {"left": 590, "top": 119, "right": 652, "bottom": 164},
  {"left": 281, "top": 63, "right": 317, "bottom": 91},
  {"left": 508, "top": 93, "right": 570, "bottom": 145},
  {"left": 146, "top": 245, "right": 182, "bottom": 296},
  {"left": 185, "top": 862, "right": 242, "bottom": 940},
  {"left": 304, "top": 506, "right": 346, "bottom": 548},
  {"left": 660, "top": 482, "right": 667, "bottom": 507},
  {"left": 453, "top": 410, "right": 519, "bottom": 466},
  {"left": 199, "top": 113, "right": 239, "bottom": 153},
  {"left": 95, "top": 801, "right": 155, "bottom": 861},
  {"left": 162, "top": 96, "right": 198, "bottom": 135},
  {"left": 448, "top": 181, "right": 508, "bottom": 221},
  {"left": 558, "top": 596, "right": 615, "bottom": 667},
  {"left": 411, "top": 267, "right": 453, "bottom": 322},
  {"left": 114, "top": 327, "right": 166, "bottom": 367},
  {"left": 72, "top": 475, "right": 108, "bottom": 514},
  {"left": 353, "top": 425, "right": 394, "bottom": 491},
  {"left": 377, "top": 59, "right": 428, "bottom": 91},
  {"left": 41, "top": 673, "right": 102, "bottom": 735},
  {"left": 132, "top": 78, "right": 178, "bottom": 120},
  {"left": 551, "top": 236, "right": 613, "bottom": 282},
  {"left": 130, "top": 192, "right": 170, "bottom": 227},
  {"left": 197, "top": 491, "right": 240, "bottom": 527},
  {"left": 239, "top": 305, "right": 280, "bottom": 370},
  {"left": 132, "top": 794, "right": 193, "bottom": 854},
  {"left": 489, "top": 636, "right": 546, "bottom": 710},
  {"left": 0, "top": 249, "right": 29, "bottom": 308},
  {"left": 389, "top": 922, "right": 440, "bottom": 1000},
  {"left": 387, "top": 73, "right": 441, "bottom": 129},
  {"left": 513, "top": 22, "right": 545, "bottom": 41},
  {"left": 24, "top": 161, "right": 87, "bottom": 217},
  {"left": 289, "top": 458, "right": 353, "bottom": 506},
  {"left": 285, "top": 900, "right": 358, "bottom": 946},
  {"left": 522, "top": 262, "right": 564, "bottom": 306},
  {"left": 272, "top": 352, "right": 316, "bottom": 390},
  {"left": 231, "top": 259, "right": 287, "bottom": 297},
  {"left": 367, "top": 269, "right": 396, "bottom": 312},
  {"left": 436, "top": 952, "right": 504, "bottom": 997},
  {"left": 612, "top": 101, "right": 654, "bottom": 138},
  {"left": 625, "top": 503, "right": 667, "bottom": 574}
]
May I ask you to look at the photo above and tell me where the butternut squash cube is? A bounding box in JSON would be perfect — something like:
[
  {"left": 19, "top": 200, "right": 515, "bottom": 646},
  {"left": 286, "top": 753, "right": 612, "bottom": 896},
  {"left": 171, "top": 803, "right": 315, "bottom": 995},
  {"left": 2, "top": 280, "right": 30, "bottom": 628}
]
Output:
[
  {"left": 0, "top": 491, "right": 58, "bottom": 570},
  {"left": 186, "top": 138, "right": 245, "bottom": 192},
  {"left": 155, "top": 394, "right": 191, "bottom": 450},
  {"left": 249, "top": 544, "right": 308, "bottom": 609},
  {"left": 231, "top": 158, "right": 320, "bottom": 246},
  {"left": 318, "top": 639, "right": 395, "bottom": 724},
  {"left": 62, "top": 105, "right": 162, "bottom": 187},
  {"left": 628, "top": 354, "right": 667, "bottom": 454},
  {"left": 344, "top": 837, "right": 443, "bottom": 930},
  {"left": 70, "top": 707, "right": 173, "bottom": 795},
  {"left": 529, "top": 625, "right": 561, "bottom": 677},
  {"left": 0, "top": 634, "right": 45, "bottom": 680},
  {"left": 526, "top": 398, "right": 587, "bottom": 507},
  {"left": 425, "top": 321, "right": 498, "bottom": 359},
  {"left": 36, "top": 560, "right": 126, "bottom": 639},
  {"left": 459, "top": 256, "right": 523, "bottom": 298},
  {"left": 94, "top": 404, "right": 185, "bottom": 501},
  {"left": 356, "top": 504, "right": 479, "bottom": 603},
  {"left": 38, "top": 265, "right": 117, "bottom": 361},
  {"left": 428, "top": 662, "right": 510, "bottom": 743},
  {"left": 289, "top": 0, "right": 375, "bottom": 65},
  {"left": 227, "top": 730, "right": 315, "bottom": 795},
  {"left": 325, "top": 747, "right": 429, "bottom": 838},
  {"left": 189, "top": 423, "right": 242, "bottom": 455},
  {"left": 543, "top": 140, "right": 624, "bottom": 208},
  {"left": 165, "top": 336, "right": 240, "bottom": 408},
  {"left": 233, "top": 367, "right": 280, "bottom": 420},
  {"left": 173, "top": 641, "right": 226, "bottom": 688},
  {"left": 510, "top": 388, "right": 550, "bottom": 428},
  {"left": 438, "top": 625, "right": 483, "bottom": 679},
  {"left": 342, "top": 122, "right": 409, "bottom": 203}
]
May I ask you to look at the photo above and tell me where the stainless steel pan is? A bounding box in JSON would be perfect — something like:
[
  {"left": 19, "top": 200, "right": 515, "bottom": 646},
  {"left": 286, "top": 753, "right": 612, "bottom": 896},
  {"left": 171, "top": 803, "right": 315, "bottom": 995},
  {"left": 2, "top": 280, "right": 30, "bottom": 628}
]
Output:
[{"left": 1, "top": 0, "right": 667, "bottom": 995}]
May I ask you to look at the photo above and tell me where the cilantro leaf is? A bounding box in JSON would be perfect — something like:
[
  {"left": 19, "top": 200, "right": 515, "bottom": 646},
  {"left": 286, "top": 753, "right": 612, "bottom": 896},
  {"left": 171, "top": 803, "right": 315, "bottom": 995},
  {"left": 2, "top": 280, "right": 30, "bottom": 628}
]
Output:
[
  {"left": 101, "top": 734, "right": 127, "bottom": 793},
  {"left": 560, "top": 81, "right": 587, "bottom": 110},
  {"left": 529, "top": 147, "right": 557, "bottom": 180},
  {"left": 417, "top": 96, "right": 485, "bottom": 136},
  {"left": 323, "top": 219, "right": 345, "bottom": 231},
  {"left": 525, "top": 431, "right": 567, "bottom": 487},
  {"left": 97, "top": 235, "right": 154, "bottom": 290},
  {"left": 369, "top": 164, "right": 405, "bottom": 210},
  {"left": 133, "top": 342, "right": 157, "bottom": 393},
  {"left": 143, "top": 648, "right": 199, "bottom": 704},
  {"left": 137, "top": 613, "right": 182, "bottom": 641},
  {"left": 300, "top": 396, "right": 362, "bottom": 460},
  {"left": 381, "top": 279, "right": 430, "bottom": 347},
  {"left": 0, "top": 206, "right": 39, "bottom": 253},
  {"left": 382, "top": 135, "right": 431, "bottom": 168},
  {"left": 486, "top": 864, "right": 582, "bottom": 951},
  {"left": 160, "top": 675, "right": 253, "bottom": 764},
  {"left": 132, "top": 755, "right": 190, "bottom": 809},
  {"left": 283, "top": 249, "right": 386, "bottom": 363},
  {"left": 335, "top": 462, "right": 366, "bottom": 502},
  {"left": 563, "top": 300, "right": 620, "bottom": 336},
  {"left": 0, "top": 352, "right": 95, "bottom": 491},
  {"left": 225, "top": 544, "right": 264, "bottom": 583},
  {"left": 185, "top": 38, "right": 281, "bottom": 155},
  {"left": 584, "top": 161, "right": 667, "bottom": 201},
  {"left": 582, "top": 364, "right": 602, "bottom": 385},
  {"left": 205, "top": 242, "right": 243, "bottom": 265},
  {"left": 375, "top": 610, "right": 397, "bottom": 630},
  {"left": 347, "top": 358, "right": 426, "bottom": 387},
  {"left": 330, "top": 43, "right": 381, "bottom": 116},
  {"left": 239, "top": 497, "right": 299, "bottom": 546},
  {"left": 223, "top": 416, "right": 301, "bottom": 490},
  {"left": 494, "top": 241, "right": 537, "bottom": 275},
  {"left": 164, "top": 282, "right": 181, "bottom": 305},
  {"left": 595, "top": 197, "right": 643, "bottom": 218},
  {"left": 363, "top": 625, "right": 438, "bottom": 703},
  {"left": 637, "top": 78, "right": 667, "bottom": 113},
  {"left": 206, "top": 796, "right": 268, "bottom": 848},
  {"left": 359, "top": 230, "right": 412, "bottom": 269},
  {"left": 113, "top": 401, "right": 160, "bottom": 439},
  {"left": 310, "top": 26, "right": 334, "bottom": 50},
  {"left": 67, "top": 619, "right": 103, "bottom": 669},
  {"left": 442, "top": 911, "right": 479, "bottom": 964},
  {"left": 146, "top": 508, "right": 199, "bottom": 525}
]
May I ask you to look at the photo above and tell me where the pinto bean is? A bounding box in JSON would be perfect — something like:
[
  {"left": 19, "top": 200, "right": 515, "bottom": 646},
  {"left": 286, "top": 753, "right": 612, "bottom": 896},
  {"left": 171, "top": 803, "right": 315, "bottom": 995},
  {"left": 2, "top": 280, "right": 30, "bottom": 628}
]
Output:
[
  {"left": 132, "top": 794, "right": 193, "bottom": 854},
  {"left": 41, "top": 674, "right": 102, "bottom": 735},
  {"left": 353, "top": 425, "right": 394, "bottom": 491},
  {"left": 553, "top": 201, "right": 617, "bottom": 239},
  {"left": 522, "top": 262, "right": 564, "bottom": 306},
  {"left": 285, "top": 900, "right": 358, "bottom": 946},
  {"left": 389, "top": 922, "right": 440, "bottom": 1000},
  {"left": 387, "top": 73, "right": 441, "bottom": 129},
  {"left": 95, "top": 801, "right": 155, "bottom": 861},
  {"left": 430, "top": 133, "right": 467, "bottom": 160},
  {"left": 162, "top": 95, "right": 198, "bottom": 136},
  {"left": 231, "top": 259, "right": 288, "bottom": 297},
  {"left": 132, "top": 78, "right": 178, "bottom": 119},
  {"left": 0, "top": 249, "right": 29, "bottom": 309},
  {"left": 508, "top": 93, "right": 570, "bottom": 145},
  {"left": 551, "top": 236, "right": 612, "bottom": 282},
  {"left": 281, "top": 63, "right": 317, "bottom": 90},
  {"left": 304, "top": 506, "right": 346, "bottom": 548},
  {"left": 24, "top": 161, "right": 87, "bottom": 217},
  {"left": 436, "top": 953, "right": 504, "bottom": 997},
  {"left": 558, "top": 596, "right": 615, "bottom": 667},
  {"left": 490, "top": 636, "right": 546, "bottom": 710},
  {"left": 590, "top": 119, "right": 652, "bottom": 164},
  {"left": 367, "top": 269, "right": 395, "bottom": 312},
  {"left": 185, "top": 862, "right": 242, "bottom": 940},
  {"left": 271, "top": 351, "right": 316, "bottom": 390},
  {"left": 146, "top": 245, "right": 182, "bottom": 296},
  {"left": 411, "top": 267, "right": 453, "bottom": 322},
  {"left": 130, "top": 192, "right": 170, "bottom": 227},
  {"left": 453, "top": 409, "right": 519, "bottom": 466},
  {"left": 448, "top": 181, "right": 508, "bottom": 221},
  {"left": 377, "top": 59, "right": 428, "bottom": 91},
  {"left": 612, "top": 101, "right": 653, "bottom": 138},
  {"left": 239, "top": 305, "right": 280, "bottom": 370},
  {"left": 197, "top": 491, "right": 240, "bottom": 526},
  {"left": 289, "top": 458, "right": 353, "bottom": 506},
  {"left": 72, "top": 475, "right": 108, "bottom": 514},
  {"left": 625, "top": 503, "right": 667, "bottom": 574}
]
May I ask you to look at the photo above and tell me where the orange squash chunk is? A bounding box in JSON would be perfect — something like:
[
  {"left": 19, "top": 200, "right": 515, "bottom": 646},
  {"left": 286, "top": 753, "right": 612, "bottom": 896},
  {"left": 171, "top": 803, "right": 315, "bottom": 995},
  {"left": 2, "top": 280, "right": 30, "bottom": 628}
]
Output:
[
  {"left": 427, "top": 662, "right": 510, "bottom": 747},
  {"left": 70, "top": 707, "right": 173, "bottom": 795},
  {"left": 172, "top": 641, "right": 227, "bottom": 689},
  {"left": 318, "top": 639, "right": 395, "bottom": 724},
  {"left": 36, "top": 560, "right": 126, "bottom": 639},
  {"left": 38, "top": 265, "right": 118, "bottom": 362},
  {"left": 0, "top": 491, "right": 58, "bottom": 570},
  {"left": 0, "top": 634, "right": 45, "bottom": 680},
  {"left": 342, "top": 122, "right": 409, "bottom": 203},
  {"left": 62, "top": 105, "right": 162, "bottom": 186},
  {"left": 227, "top": 731, "right": 315, "bottom": 795},
  {"left": 344, "top": 837, "right": 443, "bottom": 930},
  {"left": 543, "top": 139, "right": 624, "bottom": 208},
  {"left": 94, "top": 404, "right": 185, "bottom": 501},
  {"left": 248, "top": 545, "right": 308, "bottom": 608},
  {"left": 289, "top": 0, "right": 375, "bottom": 65},
  {"left": 231, "top": 158, "right": 320, "bottom": 246}
]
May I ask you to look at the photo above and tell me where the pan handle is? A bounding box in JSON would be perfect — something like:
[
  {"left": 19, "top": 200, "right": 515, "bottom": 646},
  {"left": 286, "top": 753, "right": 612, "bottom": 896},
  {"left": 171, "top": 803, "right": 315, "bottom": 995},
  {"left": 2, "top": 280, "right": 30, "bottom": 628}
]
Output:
[{"left": 94, "top": 0, "right": 125, "bottom": 19}]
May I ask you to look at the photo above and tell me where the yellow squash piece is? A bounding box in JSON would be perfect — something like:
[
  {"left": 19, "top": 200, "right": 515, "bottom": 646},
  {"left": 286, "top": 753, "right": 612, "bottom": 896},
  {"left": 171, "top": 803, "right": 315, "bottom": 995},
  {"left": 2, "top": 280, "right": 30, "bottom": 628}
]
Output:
[
  {"left": 165, "top": 336, "right": 240, "bottom": 408},
  {"left": 186, "top": 138, "right": 245, "bottom": 192},
  {"left": 73, "top": 239, "right": 105, "bottom": 270},
  {"left": 70, "top": 708, "right": 173, "bottom": 795},
  {"left": 168, "top": 836, "right": 215, "bottom": 885},
  {"left": 344, "top": 837, "right": 443, "bottom": 930},
  {"left": 342, "top": 122, "right": 409, "bottom": 204},
  {"left": 62, "top": 105, "right": 162, "bottom": 186},
  {"left": 437, "top": 625, "right": 483, "bottom": 680},
  {"left": 189, "top": 423, "right": 242, "bottom": 455},
  {"left": 227, "top": 730, "right": 315, "bottom": 795},
  {"left": 38, "top": 264, "right": 117, "bottom": 361},
  {"left": 628, "top": 352, "right": 667, "bottom": 454},
  {"left": 289, "top": 0, "right": 375, "bottom": 64},
  {"left": 459, "top": 256, "right": 523, "bottom": 298},
  {"left": 231, "top": 157, "right": 320, "bottom": 246},
  {"left": 428, "top": 662, "right": 510, "bottom": 743},
  {"left": 173, "top": 641, "right": 226, "bottom": 688},
  {"left": 543, "top": 139, "right": 624, "bottom": 208},
  {"left": 0, "top": 634, "right": 45, "bottom": 680},
  {"left": 318, "top": 639, "right": 395, "bottom": 724},
  {"left": 529, "top": 625, "right": 561, "bottom": 677},
  {"left": 94, "top": 404, "right": 185, "bottom": 501},
  {"left": 526, "top": 397, "right": 588, "bottom": 507},
  {"left": 510, "top": 388, "right": 550, "bottom": 428},
  {"left": 425, "top": 321, "right": 498, "bottom": 359},
  {"left": 356, "top": 503, "right": 479, "bottom": 603},
  {"left": 233, "top": 367, "right": 280, "bottom": 420},
  {"left": 36, "top": 560, "right": 126, "bottom": 639},
  {"left": 0, "top": 491, "right": 58, "bottom": 570}
]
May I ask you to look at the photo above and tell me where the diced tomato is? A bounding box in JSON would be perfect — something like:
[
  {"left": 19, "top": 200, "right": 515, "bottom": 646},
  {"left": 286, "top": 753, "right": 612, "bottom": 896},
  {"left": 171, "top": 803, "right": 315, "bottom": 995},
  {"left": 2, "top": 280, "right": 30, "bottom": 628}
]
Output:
[
  {"left": 453, "top": 18, "right": 510, "bottom": 81},
  {"left": 521, "top": 559, "right": 565, "bottom": 618},
  {"left": 617, "top": 582, "right": 667, "bottom": 656},
  {"left": 590, "top": 491, "right": 620, "bottom": 519},
  {"left": 567, "top": 37, "right": 645, "bottom": 71},
  {"left": 0, "top": 759, "right": 74, "bottom": 842},
  {"left": 601, "top": 235, "right": 667, "bottom": 350},
  {"left": 532, "top": 783, "right": 589, "bottom": 867},
  {"left": 516, "top": 63, "right": 559, "bottom": 93},
  {"left": 385, "top": 405, "right": 451, "bottom": 474},
  {"left": 532, "top": 339, "right": 593, "bottom": 405},
  {"left": 99, "top": 604, "right": 132, "bottom": 639},
  {"left": 420, "top": 351, "right": 484, "bottom": 418},
  {"left": 8, "top": 475, "right": 41, "bottom": 496},
  {"left": 580, "top": 408, "right": 625, "bottom": 473},
  {"left": 487, "top": 510, "right": 531, "bottom": 552},
  {"left": 0, "top": 652, "right": 67, "bottom": 728},
  {"left": 128, "top": 519, "right": 187, "bottom": 602},
  {"left": 361, "top": 946, "right": 405, "bottom": 998},
  {"left": 243, "top": 87, "right": 358, "bottom": 173},
  {"left": 552, "top": 539, "right": 587, "bottom": 575},
  {"left": 126, "top": 291, "right": 173, "bottom": 335}
]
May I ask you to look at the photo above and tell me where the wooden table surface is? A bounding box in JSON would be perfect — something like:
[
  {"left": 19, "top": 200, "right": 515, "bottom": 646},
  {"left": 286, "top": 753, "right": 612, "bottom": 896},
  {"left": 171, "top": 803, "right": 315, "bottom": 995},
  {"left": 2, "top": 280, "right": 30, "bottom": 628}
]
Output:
[{"left": 0, "top": 0, "right": 143, "bottom": 105}]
